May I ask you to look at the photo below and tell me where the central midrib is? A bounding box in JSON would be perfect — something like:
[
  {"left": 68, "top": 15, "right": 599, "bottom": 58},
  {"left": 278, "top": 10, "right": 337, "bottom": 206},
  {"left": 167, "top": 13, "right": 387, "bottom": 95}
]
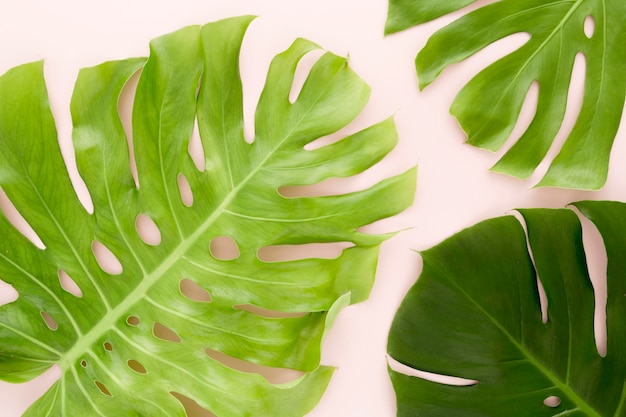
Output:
[
  {"left": 430, "top": 258, "right": 603, "bottom": 417},
  {"left": 57, "top": 186, "right": 237, "bottom": 370},
  {"left": 58, "top": 67, "right": 337, "bottom": 370}
]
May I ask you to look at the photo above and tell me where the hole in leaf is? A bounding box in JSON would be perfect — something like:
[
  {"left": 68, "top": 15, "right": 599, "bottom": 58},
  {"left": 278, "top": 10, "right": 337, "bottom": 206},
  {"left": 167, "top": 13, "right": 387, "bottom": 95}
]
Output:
[
  {"left": 92, "top": 240, "right": 123, "bottom": 275},
  {"left": 209, "top": 236, "right": 240, "bottom": 261},
  {"left": 136, "top": 214, "right": 161, "bottom": 246},
  {"left": 40, "top": 311, "right": 58, "bottom": 331},
  {"left": 289, "top": 49, "right": 325, "bottom": 104},
  {"left": 536, "top": 277, "right": 549, "bottom": 324},
  {"left": 493, "top": 80, "right": 538, "bottom": 165},
  {"left": 584, "top": 15, "right": 595, "bottom": 38},
  {"left": 126, "top": 316, "right": 140, "bottom": 326},
  {"left": 387, "top": 355, "right": 478, "bottom": 386},
  {"left": 80, "top": 360, "right": 87, "bottom": 368},
  {"left": 0, "top": 187, "right": 46, "bottom": 249},
  {"left": 127, "top": 359, "right": 147, "bottom": 374},
  {"left": 153, "top": 322, "right": 181, "bottom": 343},
  {"left": 0, "top": 279, "right": 19, "bottom": 307},
  {"left": 179, "top": 279, "right": 212, "bottom": 303},
  {"left": 103, "top": 342, "right": 113, "bottom": 352},
  {"left": 539, "top": 52, "right": 586, "bottom": 179},
  {"left": 544, "top": 395, "right": 561, "bottom": 407},
  {"left": 513, "top": 211, "right": 548, "bottom": 323},
  {"left": 55, "top": 123, "right": 95, "bottom": 213},
  {"left": 171, "top": 392, "right": 217, "bottom": 417},
  {"left": 205, "top": 348, "right": 305, "bottom": 384},
  {"left": 188, "top": 119, "right": 205, "bottom": 171},
  {"left": 238, "top": 31, "right": 265, "bottom": 145},
  {"left": 118, "top": 69, "right": 141, "bottom": 189},
  {"left": 58, "top": 269, "right": 83, "bottom": 298},
  {"left": 94, "top": 380, "right": 112, "bottom": 397},
  {"left": 68, "top": 168, "right": 95, "bottom": 215},
  {"left": 303, "top": 122, "right": 359, "bottom": 150},
  {"left": 577, "top": 211, "right": 608, "bottom": 357},
  {"left": 234, "top": 304, "right": 306, "bottom": 319},
  {"left": 258, "top": 242, "right": 353, "bottom": 262},
  {"left": 278, "top": 173, "right": 383, "bottom": 199},
  {"left": 178, "top": 173, "right": 193, "bottom": 207}
]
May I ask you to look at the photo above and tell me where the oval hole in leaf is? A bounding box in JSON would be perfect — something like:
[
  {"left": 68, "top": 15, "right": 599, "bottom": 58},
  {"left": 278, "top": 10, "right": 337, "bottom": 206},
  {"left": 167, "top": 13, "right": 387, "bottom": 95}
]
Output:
[
  {"left": 258, "top": 241, "right": 353, "bottom": 262},
  {"left": 126, "top": 315, "right": 140, "bottom": 326},
  {"left": 205, "top": 348, "right": 305, "bottom": 384},
  {"left": 0, "top": 187, "right": 46, "bottom": 249},
  {"left": 234, "top": 303, "right": 305, "bottom": 319},
  {"left": 179, "top": 278, "right": 212, "bottom": 303},
  {"left": 188, "top": 119, "right": 205, "bottom": 171},
  {"left": 58, "top": 269, "right": 83, "bottom": 298},
  {"left": 80, "top": 360, "right": 87, "bottom": 368},
  {"left": 94, "top": 380, "right": 112, "bottom": 397},
  {"left": 92, "top": 240, "right": 123, "bottom": 275},
  {"left": 136, "top": 214, "right": 161, "bottom": 246},
  {"left": 118, "top": 69, "right": 141, "bottom": 189},
  {"left": 127, "top": 359, "right": 147, "bottom": 374},
  {"left": 177, "top": 173, "right": 193, "bottom": 207},
  {"left": 170, "top": 392, "right": 217, "bottom": 417},
  {"left": 584, "top": 15, "right": 595, "bottom": 38},
  {"left": 40, "top": 311, "right": 58, "bottom": 331},
  {"left": 289, "top": 49, "right": 325, "bottom": 104},
  {"left": 153, "top": 322, "right": 181, "bottom": 343},
  {"left": 387, "top": 355, "right": 478, "bottom": 386},
  {"left": 103, "top": 342, "right": 113, "bottom": 352},
  {"left": 209, "top": 236, "right": 240, "bottom": 261},
  {"left": 0, "top": 279, "right": 18, "bottom": 307},
  {"left": 543, "top": 395, "right": 561, "bottom": 407}
]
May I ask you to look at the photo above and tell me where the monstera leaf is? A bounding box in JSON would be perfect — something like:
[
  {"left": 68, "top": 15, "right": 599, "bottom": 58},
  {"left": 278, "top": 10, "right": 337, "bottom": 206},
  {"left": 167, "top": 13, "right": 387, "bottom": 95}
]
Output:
[
  {"left": 385, "top": 0, "right": 626, "bottom": 190},
  {"left": 388, "top": 201, "right": 626, "bottom": 416},
  {"left": 0, "top": 16, "right": 415, "bottom": 416}
]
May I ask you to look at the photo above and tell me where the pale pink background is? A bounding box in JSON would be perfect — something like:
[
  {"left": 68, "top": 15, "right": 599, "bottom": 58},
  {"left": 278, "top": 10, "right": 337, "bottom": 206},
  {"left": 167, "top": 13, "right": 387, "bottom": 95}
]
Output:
[{"left": 0, "top": 0, "right": 623, "bottom": 416}]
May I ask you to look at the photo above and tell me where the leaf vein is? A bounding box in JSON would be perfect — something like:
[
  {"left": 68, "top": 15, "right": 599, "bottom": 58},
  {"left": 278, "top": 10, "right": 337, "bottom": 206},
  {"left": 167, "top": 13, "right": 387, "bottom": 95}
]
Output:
[
  {"left": 70, "top": 366, "right": 107, "bottom": 417},
  {"left": 470, "top": 0, "right": 584, "bottom": 140},
  {"left": 430, "top": 259, "right": 601, "bottom": 417},
  {"left": 225, "top": 208, "right": 342, "bottom": 223},
  {"left": 23, "top": 174, "right": 111, "bottom": 311},
  {"left": 183, "top": 256, "right": 326, "bottom": 286},
  {"left": 0, "top": 251, "right": 82, "bottom": 336},
  {"left": 145, "top": 296, "right": 287, "bottom": 344}
]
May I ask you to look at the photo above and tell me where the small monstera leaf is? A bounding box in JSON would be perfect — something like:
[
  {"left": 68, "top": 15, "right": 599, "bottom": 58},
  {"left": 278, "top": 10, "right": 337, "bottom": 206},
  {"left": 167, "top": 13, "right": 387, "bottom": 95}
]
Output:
[
  {"left": 0, "top": 16, "right": 415, "bottom": 416},
  {"left": 388, "top": 201, "right": 626, "bottom": 416},
  {"left": 385, "top": 0, "right": 626, "bottom": 190}
]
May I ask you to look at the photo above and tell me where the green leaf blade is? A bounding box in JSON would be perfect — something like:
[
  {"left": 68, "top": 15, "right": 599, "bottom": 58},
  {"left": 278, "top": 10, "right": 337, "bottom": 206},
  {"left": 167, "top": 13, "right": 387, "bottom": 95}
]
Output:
[
  {"left": 385, "top": 0, "right": 478, "bottom": 35},
  {"left": 0, "top": 16, "right": 414, "bottom": 416},
  {"left": 389, "top": 203, "right": 626, "bottom": 416},
  {"left": 390, "top": 0, "right": 626, "bottom": 189}
]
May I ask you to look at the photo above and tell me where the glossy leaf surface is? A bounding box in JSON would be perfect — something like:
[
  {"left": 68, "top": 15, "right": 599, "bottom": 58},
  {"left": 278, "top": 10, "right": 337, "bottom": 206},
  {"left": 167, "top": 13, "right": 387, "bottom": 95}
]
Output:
[
  {"left": 388, "top": 202, "right": 626, "bottom": 416},
  {"left": 386, "top": 0, "right": 626, "bottom": 189},
  {"left": 0, "top": 16, "right": 415, "bottom": 416}
]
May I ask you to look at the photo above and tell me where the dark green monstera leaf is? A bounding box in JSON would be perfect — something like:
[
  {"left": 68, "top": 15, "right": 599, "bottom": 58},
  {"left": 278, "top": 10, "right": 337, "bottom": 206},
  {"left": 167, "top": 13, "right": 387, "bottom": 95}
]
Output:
[
  {"left": 0, "top": 16, "right": 415, "bottom": 416},
  {"left": 388, "top": 201, "right": 626, "bottom": 416},
  {"left": 386, "top": 0, "right": 626, "bottom": 190}
]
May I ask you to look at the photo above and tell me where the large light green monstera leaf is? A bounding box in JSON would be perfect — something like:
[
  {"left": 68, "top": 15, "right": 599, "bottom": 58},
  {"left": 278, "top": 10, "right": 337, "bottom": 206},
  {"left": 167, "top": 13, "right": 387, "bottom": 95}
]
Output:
[
  {"left": 386, "top": 0, "right": 626, "bottom": 190},
  {"left": 0, "top": 16, "right": 415, "bottom": 416},
  {"left": 388, "top": 201, "right": 626, "bottom": 416}
]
